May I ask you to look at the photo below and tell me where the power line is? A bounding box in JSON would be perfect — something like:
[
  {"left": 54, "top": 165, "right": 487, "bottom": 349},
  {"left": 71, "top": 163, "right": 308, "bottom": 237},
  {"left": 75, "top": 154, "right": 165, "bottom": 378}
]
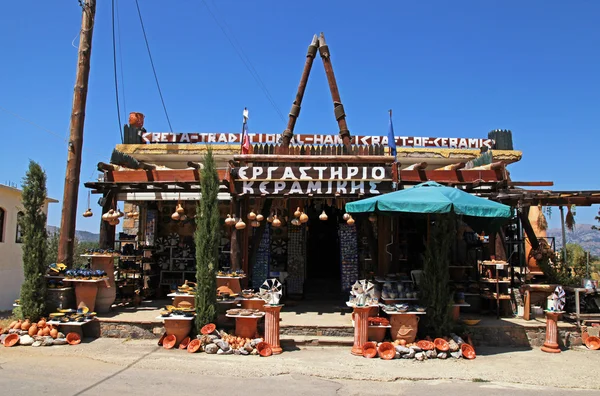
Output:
[
  {"left": 202, "top": 0, "right": 287, "bottom": 122},
  {"left": 134, "top": 0, "right": 173, "bottom": 132},
  {"left": 0, "top": 105, "right": 106, "bottom": 159},
  {"left": 115, "top": 0, "right": 127, "bottom": 120},
  {"left": 111, "top": 0, "right": 124, "bottom": 143}
]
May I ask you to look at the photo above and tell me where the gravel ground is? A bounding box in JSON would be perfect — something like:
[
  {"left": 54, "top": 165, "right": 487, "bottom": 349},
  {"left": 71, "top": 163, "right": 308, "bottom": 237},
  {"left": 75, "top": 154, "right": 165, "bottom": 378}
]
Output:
[{"left": 1, "top": 338, "right": 599, "bottom": 391}]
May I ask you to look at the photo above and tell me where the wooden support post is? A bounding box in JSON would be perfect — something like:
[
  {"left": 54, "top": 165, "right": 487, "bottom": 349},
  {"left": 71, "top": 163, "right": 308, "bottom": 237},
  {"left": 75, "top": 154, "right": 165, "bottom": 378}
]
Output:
[
  {"left": 241, "top": 198, "right": 250, "bottom": 288},
  {"left": 58, "top": 0, "right": 96, "bottom": 267},
  {"left": 281, "top": 35, "right": 319, "bottom": 149},
  {"left": 98, "top": 192, "right": 115, "bottom": 249},
  {"left": 318, "top": 32, "right": 351, "bottom": 152},
  {"left": 518, "top": 208, "right": 540, "bottom": 250}
]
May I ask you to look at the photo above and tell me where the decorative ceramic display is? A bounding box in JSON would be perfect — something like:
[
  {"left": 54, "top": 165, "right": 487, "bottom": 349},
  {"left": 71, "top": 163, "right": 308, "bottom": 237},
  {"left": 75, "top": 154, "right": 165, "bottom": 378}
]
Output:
[{"left": 259, "top": 278, "right": 283, "bottom": 305}]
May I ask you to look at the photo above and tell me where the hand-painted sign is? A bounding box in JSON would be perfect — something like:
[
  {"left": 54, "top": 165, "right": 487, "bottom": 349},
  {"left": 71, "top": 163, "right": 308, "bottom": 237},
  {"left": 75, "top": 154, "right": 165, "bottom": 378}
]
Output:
[
  {"left": 141, "top": 132, "right": 493, "bottom": 149},
  {"left": 231, "top": 166, "right": 394, "bottom": 195}
]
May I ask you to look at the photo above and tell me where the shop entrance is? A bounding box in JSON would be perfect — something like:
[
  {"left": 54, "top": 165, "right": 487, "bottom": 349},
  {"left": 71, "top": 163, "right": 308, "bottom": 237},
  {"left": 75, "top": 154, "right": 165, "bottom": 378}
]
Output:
[{"left": 305, "top": 204, "right": 341, "bottom": 298}]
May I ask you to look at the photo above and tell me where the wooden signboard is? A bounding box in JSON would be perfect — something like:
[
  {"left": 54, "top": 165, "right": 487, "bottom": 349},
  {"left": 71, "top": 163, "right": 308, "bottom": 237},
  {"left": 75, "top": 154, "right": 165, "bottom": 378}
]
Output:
[
  {"left": 141, "top": 132, "right": 494, "bottom": 149},
  {"left": 231, "top": 165, "right": 394, "bottom": 196}
]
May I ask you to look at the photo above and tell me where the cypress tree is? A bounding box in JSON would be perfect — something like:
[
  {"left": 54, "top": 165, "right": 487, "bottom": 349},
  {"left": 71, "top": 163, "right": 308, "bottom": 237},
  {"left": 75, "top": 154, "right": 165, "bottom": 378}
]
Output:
[
  {"left": 419, "top": 214, "right": 454, "bottom": 337},
  {"left": 19, "top": 161, "right": 48, "bottom": 320},
  {"left": 195, "top": 147, "right": 219, "bottom": 329}
]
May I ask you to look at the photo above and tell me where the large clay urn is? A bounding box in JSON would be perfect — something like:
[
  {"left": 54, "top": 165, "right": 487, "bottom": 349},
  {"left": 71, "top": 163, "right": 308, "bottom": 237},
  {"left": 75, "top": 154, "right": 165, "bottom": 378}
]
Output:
[
  {"left": 73, "top": 282, "right": 99, "bottom": 312},
  {"left": 91, "top": 256, "right": 116, "bottom": 313},
  {"left": 390, "top": 314, "right": 420, "bottom": 343},
  {"left": 163, "top": 319, "right": 192, "bottom": 346}
]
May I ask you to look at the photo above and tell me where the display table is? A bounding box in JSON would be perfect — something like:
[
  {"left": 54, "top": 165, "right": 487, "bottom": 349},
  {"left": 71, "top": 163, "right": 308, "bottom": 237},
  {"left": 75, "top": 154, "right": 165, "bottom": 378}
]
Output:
[
  {"left": 346, "top": 303, "right": 377, "bottom": 356},
  {"left": 564, "top": 287, "right": 600, "bottom": 325},
  {"left": 168, "top": 293, "right": 195, "bottom": 308},
  {"left": 452, "top": 303, "right": 471, "bottom": 321},
  {"left": 226, "top": 313, "right": 265, "bottom": 339},
  {"left": 217, "top": 276, "right": 245, "bottom": 294},
  {"left": 62, "top": 278, "right": 108, "bottom": 312},
  {"left": 83, "top": 255, "right": 117, "bottom": 313},
  {"left": 383, "top": 310, "right": 426, "bottom": 343},
  {"left": 264, "top": 304, "right": 283, "bottom": 354},
  {"left": 521, "top": 284, "right": 558, "bottom": 321},
  {"left": 156, "top": 315, "right": 194, "bottom": 345},
  {"left": 240, "top": 298, "right": 266, "bottom": 312},
  {"left": 47, "top": 318, "right": 96, "bottom": 338},
  {"left": 541, "top": 310, "right": 563, "bottom": 353}
]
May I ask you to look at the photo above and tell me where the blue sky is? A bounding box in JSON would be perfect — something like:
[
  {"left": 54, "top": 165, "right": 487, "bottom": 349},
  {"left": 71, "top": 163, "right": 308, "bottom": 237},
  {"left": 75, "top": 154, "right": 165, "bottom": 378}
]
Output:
[{"left": 1, "top": 0, "right": 599, "bottom": 232}]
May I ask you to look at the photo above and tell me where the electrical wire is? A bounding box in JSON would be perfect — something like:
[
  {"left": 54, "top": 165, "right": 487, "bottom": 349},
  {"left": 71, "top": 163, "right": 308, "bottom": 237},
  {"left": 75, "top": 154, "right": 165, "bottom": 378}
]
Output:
[
  {"left": 111, "top": 0, "right": 124, "bottom": 143},
  {"left": 202, "top": 0, "right": 287, "bottom": 122},
  {"left": 115, "top": 1, "right": 127, "bottom": 120},
  {"left": 134, "top": 0, "right": 174, "bottom": 132}
]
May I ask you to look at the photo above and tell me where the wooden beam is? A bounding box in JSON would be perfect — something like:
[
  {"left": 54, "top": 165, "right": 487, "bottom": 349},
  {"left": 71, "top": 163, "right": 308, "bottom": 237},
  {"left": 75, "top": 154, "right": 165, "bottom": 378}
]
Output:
[
  {"left": 508, "top": 181, "right": 554, "bottom": 187},
  {"left": 103, "top": 169, "right": 226, "bottom": 183},
  {"left": 233, "top": 154, "right": 395, "bottom": 164},
  {"left": 518, "top": 208, "right": 539, "bottom": 251},
  {"left": 400, "top": 169, "right": 504, "bottom": 184}
]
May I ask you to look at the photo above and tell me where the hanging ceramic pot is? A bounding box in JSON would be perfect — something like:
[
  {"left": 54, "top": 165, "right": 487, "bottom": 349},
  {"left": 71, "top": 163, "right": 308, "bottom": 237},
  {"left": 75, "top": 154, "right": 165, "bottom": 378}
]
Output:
[
  {"left": 299, "top": 212, "right": 309, "bottom": 223},
  {"left": 319, "top": 210, "right": 328, "bottom": 221},
  {"left": 256, "top": 213, "right": 264, "bottom": 222},
  {"left": 109, "top": 218, "right": 120, "bottom": 226},
  {"left": 131, "top": 211, "right": 139, "bottom": 219},
  {"left": 126, "top": 211, "right": 134, "bottom": 218},
  {"left": 251, "top": 220, "right": 260, "bottom": 228},
  {"left": 294, "top": 207, "right": 302, "bottom": 218},
  {"left": 272, "top": 216, "right": 281, "bottom": 228},
  {"left": 247, "top": 210, "right": 257, "bottom": 221},
  {"left": 267, "top": 213, "right": 274, "bottom": 223},
  {"left": 115, "top": 208, "right": 124, "bottom": 218},
  {"left": 102, "top": 209, "right": 114, "bottom": 222},
  {"left": 235, "top": 219, "right": 247, "bottom": 230},
  {"left": 347, "top": 216, "right": 355, "bottom": 226},
  {"left": 83, "top": 209, "right": 93, "bottom": 218},
  {"left": 225, "top": 214, "right": 234, "bottom": 226},
  {"left": 342, "top": 213, "right": 350, "bottom": 221},
  {"left": 176, "top": 204, "right": 185, "bottom": 214},
  {"left": 171, "top": 211, "right": 181, "bottom": 221},
  {"left": 369, "top": 213, "right": 377, "bottom": 222}
]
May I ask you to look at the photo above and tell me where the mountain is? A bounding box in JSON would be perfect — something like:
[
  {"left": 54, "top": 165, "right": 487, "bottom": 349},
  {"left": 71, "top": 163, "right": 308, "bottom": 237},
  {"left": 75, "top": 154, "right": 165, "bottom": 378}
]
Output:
[
  {"left": 46, "top": 225, "right": 99, "bottom": 243},
  {"left": 546, "top": 223, "right": 600, "bottom": 256}
]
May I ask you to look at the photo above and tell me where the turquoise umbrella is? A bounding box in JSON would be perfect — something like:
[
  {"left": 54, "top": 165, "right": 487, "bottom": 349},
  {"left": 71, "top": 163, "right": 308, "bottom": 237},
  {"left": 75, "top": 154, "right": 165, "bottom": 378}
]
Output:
[{"left": 345, "top": 181, "right": 511, "bottom": 218}]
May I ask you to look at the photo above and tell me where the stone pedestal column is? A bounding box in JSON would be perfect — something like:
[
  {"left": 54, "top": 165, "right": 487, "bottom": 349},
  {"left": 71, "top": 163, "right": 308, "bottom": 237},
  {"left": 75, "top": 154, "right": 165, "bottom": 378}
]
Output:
[
  {"left": 541, "top": 311, "right": 563, "bottom": 353},
  {"left": 264, "top": 304, "right": 283, "bottom": 355},
  {"left": 351, "top": 306, "right": 371, "bottom": 356}
]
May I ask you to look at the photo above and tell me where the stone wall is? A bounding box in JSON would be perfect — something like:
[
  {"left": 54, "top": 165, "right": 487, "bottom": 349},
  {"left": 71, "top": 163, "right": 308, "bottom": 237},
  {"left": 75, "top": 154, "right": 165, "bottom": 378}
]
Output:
[
  {"left": 88, "top": 320, "right": 163, "bottom": 339},
  {"left": 468, "top": 325, "right": 582, "bottom": 348},
  {"left": 122, "top": 203, "right": 140, "bottom": 236}
]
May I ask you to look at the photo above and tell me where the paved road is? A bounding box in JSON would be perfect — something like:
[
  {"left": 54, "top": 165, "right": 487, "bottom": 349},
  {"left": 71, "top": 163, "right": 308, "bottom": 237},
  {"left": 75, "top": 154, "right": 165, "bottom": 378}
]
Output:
[{"left": 1, "top": 339, "right": 598, "bottom": 395}]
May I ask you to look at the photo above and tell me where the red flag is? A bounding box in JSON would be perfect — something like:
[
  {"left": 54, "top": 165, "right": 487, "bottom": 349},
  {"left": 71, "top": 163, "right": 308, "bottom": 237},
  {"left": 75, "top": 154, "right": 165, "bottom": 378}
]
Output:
[{"left": 242, "top": 122, "right": 251, "bottom": 154}]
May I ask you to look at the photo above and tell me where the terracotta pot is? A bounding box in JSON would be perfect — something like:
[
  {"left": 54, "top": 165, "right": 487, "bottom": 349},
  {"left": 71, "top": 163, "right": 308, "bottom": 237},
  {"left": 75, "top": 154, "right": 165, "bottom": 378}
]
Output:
[
  {"left": 434, "top": 338, "right": 450, "bottom": 352},
  {"left": 378, "top": 342, "right": 396, "bottom": 360},
  {"left": 200, "top": 323, "right": 216, "bottom": 335},
  {"left": 585, "top": 336, "right": 600, "bottom": 350},
  {"left": 234, "top": 317, "right": 259, "bottom": 339},
  {"left": 8, "top": 320, "right": 17, "bottom": 329},
  {"left": 13, "top": 320, "right": 22, "bottom": 330},
  {"left": 461, "top": 343, "right": 476, "bottom": 359},
  {"left": 50, "top": 328, "right": 59, "bottom": 339},
  {"left": 21, "top": 320, "right": 31, "bottom": 331},
  {"left": 73, "top": 282, "right": 98, "bottom": 312},
  {"left": 178, "top": 337, "right": 191, "bottom": 350},
  {"left": 163, "top": 319, "right": 192, "bottom": 345},
  {"left": 187, "top": 339, "right": 201, "bottom": 353},
  {"left": 173, "top": 296, "right": 195, "bottom": 309},
  {"left": 37, "top": 318, "right": 46, "bottom": 328},
  {"left": 4, "top": 333, "right": 19, "bottom": 347},
  {"left": 157, "top": 332, "right": 167, "bottom": 346},
  {"left": 28, "top": 324, "right": 38, "bottom": 337},
  {"left": 37, "top": 329, "right": 43, "bottom": 337},
  {"left": 66, "top": 332, "right": 81, "bottom": 345},
  {"left": 91, "top": 256, "right": 116, "bottom": 313},
  {"left": 417, "top": 340, "right": 434, "bottom": 351},
  {"left": 362, "top": 341, "right": 378, "bottom": 358},
  {"left": 241, "top": 299, "right": 266, "bottom": 312},
  {"left": 42, "top": 327, "right": 51, "bottom": 337},
  {"left": 368, "top": 326, "right": 387, "bottom": 343},
  {"left": 163, "top": 334, "right": 177, "bottom": 349},
  {"left": 256, "top": 341, "right": 272, "bottom": 357},
  {"left": 390, "top": 315, "right": 420, "bottom": 343}
]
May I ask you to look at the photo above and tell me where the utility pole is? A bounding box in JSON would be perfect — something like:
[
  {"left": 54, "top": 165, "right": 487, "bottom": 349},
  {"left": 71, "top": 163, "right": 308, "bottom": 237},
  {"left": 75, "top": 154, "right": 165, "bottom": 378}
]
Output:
[{"left": 58, "top": 0, "right": 96, "bottom": 266}]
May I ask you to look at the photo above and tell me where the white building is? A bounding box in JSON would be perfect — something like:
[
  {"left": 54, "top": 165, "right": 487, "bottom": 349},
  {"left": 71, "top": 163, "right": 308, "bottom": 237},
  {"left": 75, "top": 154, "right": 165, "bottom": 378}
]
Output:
[{"left": 0, "top": 184, "right": 57, "bottom": 311}]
